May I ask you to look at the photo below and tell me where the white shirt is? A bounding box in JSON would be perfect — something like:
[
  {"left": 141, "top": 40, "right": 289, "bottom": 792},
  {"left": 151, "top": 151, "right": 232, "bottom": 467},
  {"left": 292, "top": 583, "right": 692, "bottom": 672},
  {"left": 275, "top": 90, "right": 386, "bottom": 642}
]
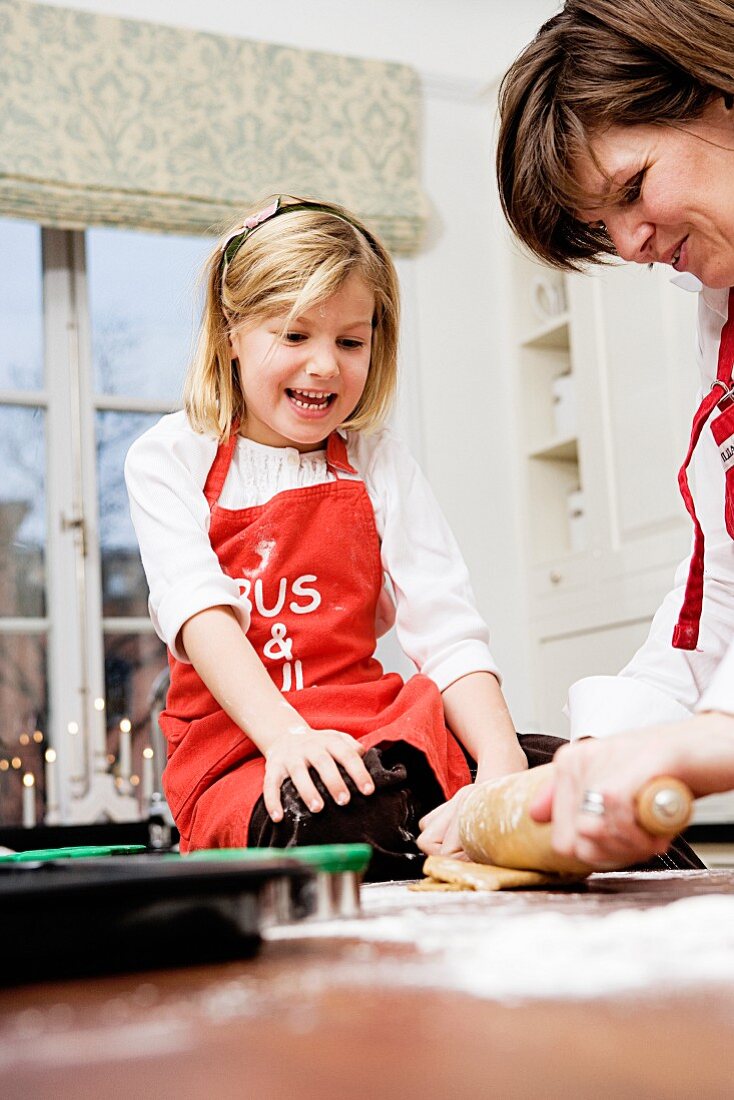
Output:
[
  {"left": 569, "top": 286, "right": 734, "bottom": 738},
  {"left": 124, "top": 412, "right": 499, "bottom": 692}
]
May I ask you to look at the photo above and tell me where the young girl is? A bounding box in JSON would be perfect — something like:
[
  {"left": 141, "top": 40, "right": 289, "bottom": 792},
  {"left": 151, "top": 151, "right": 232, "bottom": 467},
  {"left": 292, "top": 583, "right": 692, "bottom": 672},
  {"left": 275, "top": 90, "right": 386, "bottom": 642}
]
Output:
[{"left": 125, "top": 195, "right": 529, "bottom": 879}]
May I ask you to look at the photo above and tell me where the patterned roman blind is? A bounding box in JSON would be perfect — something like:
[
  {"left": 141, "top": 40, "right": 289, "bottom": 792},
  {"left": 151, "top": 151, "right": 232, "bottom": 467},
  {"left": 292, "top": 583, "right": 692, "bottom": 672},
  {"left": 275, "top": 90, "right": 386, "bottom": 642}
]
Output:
[{"left": 0, "top": 0, "right": 426, "bottom": 252}]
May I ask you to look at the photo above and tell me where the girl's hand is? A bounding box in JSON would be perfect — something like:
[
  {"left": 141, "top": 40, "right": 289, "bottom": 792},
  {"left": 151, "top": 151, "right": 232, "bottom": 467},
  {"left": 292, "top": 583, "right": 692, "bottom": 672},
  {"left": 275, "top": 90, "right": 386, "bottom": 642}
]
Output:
[
  {"left": 417, "top": 750, "right": 529, "bottom": 858},
  {"left": 416, "top": 785, "right": 474, "bottom": 857},
  {"left": 263, "top": 727, "right": 375, "bottom": 822}
]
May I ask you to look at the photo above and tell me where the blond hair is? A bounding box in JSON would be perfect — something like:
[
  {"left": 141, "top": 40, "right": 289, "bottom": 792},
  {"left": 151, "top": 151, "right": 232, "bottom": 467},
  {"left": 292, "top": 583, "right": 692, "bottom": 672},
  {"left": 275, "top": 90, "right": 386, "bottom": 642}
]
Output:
[
  {"left": 184, "top": 195, "right": 400, "bottom": 441},
  {"left": 496, "top": 0, "right": 734, "bottom": 270}
]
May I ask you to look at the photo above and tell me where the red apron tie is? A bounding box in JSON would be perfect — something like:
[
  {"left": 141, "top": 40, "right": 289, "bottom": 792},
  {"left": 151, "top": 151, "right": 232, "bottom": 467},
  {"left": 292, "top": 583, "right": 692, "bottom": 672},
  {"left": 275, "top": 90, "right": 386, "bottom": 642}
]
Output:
[{"left": 673, "top": 288, "right": 734, "bottom": 649}]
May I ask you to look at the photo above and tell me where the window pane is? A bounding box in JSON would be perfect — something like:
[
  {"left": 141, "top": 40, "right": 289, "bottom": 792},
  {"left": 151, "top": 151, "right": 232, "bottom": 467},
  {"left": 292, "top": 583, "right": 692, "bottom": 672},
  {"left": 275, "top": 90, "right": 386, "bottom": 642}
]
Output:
[
  {"left": 104, "top": 631, "right": 168, "bottom": 792},
  {"left": 0, "top": 632, "right": 48, "bottom": 826},
  {"left": 97, "top": 410, "right": 160, "bottom": 618},
  {"left": 87, "top": 227, "right": 212, "bottom": 403},
  {"left": 0, "top": 406, "right": 46, "bottom": 617},
  {"left": 0, "top": 219, "right": 43, "bottom": 391}
]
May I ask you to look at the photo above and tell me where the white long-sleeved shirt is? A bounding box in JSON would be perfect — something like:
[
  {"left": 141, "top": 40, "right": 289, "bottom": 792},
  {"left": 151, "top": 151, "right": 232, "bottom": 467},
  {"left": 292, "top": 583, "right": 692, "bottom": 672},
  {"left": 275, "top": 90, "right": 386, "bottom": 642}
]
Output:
[
  {"left": 124, "top": 412, "right": 499, "bottom": 692},
  {"left": 569, "top": 286, "right": 734, "bottom": 738}
]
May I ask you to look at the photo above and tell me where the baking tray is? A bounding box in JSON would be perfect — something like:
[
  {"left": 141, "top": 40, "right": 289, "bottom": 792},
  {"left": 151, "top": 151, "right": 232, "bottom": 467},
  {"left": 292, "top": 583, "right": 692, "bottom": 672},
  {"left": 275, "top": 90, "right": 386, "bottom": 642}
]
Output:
[{"left": 0, "top": 853, "right": 310, "bottom": 986}]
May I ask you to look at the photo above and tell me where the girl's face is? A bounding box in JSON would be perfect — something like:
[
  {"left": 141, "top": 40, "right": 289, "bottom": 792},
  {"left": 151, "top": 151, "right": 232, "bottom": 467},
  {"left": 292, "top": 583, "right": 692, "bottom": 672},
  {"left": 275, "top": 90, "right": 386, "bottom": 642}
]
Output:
[
  {"left": 230, "top": 273, "right": 374, "bottom": 451},
  {"left": 574, "top": 98, "right": 734, "bottom": 288}
]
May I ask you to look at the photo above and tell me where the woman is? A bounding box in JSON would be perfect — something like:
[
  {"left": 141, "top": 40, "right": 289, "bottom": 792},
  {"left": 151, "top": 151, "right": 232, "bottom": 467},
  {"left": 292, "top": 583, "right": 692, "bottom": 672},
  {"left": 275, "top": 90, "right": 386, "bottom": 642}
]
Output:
[{"left": 496, "top": 0, "right": 734, "bottom": 868}]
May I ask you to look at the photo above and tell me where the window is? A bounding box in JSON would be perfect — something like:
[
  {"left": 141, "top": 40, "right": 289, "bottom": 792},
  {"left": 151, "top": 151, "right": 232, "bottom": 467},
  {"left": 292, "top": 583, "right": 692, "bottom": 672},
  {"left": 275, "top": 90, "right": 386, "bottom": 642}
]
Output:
[{"left": 0, "top": 220, "right": 212, "bottom": 824}]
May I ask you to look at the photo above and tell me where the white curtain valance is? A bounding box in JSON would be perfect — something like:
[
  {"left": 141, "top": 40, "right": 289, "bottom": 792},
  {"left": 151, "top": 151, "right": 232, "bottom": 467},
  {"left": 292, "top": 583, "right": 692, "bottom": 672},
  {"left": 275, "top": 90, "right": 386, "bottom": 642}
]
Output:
[{"left": 0, "top": 0, "right": 427, "bottom": 252}]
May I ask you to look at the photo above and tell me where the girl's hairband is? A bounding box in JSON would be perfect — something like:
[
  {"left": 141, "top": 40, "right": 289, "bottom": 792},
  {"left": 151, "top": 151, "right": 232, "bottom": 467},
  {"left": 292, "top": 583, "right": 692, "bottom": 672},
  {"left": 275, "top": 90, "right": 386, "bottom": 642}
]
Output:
[{"left": 219, "top": 196, "right": 379, "bottom": 277}]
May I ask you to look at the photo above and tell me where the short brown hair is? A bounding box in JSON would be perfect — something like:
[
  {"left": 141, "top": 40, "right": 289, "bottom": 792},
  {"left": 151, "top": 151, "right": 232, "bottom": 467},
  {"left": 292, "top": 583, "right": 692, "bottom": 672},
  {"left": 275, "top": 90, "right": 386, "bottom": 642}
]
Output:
[
  {"left": 496, "top": 0, "right": 734, "bottom": 270},
  {"left": 185, "top": 196, "right": 400, "bottom": 441}
]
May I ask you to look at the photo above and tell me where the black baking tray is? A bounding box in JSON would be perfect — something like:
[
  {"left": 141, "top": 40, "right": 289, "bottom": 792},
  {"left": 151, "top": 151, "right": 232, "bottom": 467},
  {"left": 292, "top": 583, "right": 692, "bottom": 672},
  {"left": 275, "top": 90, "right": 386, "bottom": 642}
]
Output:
[
  {"left": 0, "top": 855, "right": 309, "bottom": 985},
  {"left": 0, "top": 818, "right": 179, "bottom": 851}
]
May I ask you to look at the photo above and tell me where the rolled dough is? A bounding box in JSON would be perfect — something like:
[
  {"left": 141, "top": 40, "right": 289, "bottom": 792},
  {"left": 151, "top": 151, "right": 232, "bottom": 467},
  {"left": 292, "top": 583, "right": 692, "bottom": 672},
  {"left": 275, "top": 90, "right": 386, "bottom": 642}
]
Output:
[
  {"left": 458, "top": 764, "right": 591, "bottom": 876},
  {"left": 415, "top": 853, "right": 579, "bottom": 892}
]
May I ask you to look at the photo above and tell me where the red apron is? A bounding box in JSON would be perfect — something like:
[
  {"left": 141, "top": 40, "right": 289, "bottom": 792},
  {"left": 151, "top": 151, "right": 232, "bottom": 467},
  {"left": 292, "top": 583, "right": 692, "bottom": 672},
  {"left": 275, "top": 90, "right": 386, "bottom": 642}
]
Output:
[
  {"left": 160, "top": 430, "right": 470, "bottom": 851},
  {"left": 674, "top": 288, "right": 734, "bottom": 649}
]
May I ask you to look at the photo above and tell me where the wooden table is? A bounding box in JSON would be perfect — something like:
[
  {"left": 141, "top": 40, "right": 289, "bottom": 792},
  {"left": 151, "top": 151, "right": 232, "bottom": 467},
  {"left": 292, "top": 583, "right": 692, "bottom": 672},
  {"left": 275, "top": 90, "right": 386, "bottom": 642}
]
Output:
[{"left": 2, "top": 870, "right": 734, "bottom": 1099}]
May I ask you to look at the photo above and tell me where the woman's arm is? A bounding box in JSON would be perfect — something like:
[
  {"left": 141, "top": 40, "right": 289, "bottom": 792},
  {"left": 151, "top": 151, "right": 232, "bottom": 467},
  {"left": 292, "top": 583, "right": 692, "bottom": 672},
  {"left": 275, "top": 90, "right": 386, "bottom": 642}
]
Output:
[
  {"left": 530, "top": 711, "right": 734, "bottom": 868},
  {"left": 181, "top": 607, "right": 374, "bottom": 820}
]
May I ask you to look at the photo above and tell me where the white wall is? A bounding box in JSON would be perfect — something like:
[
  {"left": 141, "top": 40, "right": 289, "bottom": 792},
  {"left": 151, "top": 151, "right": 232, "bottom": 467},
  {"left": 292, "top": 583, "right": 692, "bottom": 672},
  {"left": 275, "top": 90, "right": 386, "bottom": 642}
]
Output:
[{"left": 36, "top": 0, "right": 559, "bottom": 727}]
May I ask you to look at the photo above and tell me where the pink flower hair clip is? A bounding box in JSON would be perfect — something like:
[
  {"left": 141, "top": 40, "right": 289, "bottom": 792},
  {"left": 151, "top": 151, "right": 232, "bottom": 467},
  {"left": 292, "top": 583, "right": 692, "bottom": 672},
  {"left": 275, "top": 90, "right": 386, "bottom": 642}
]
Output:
[{"left": 220, "top": 198, "right": 282, "bottom": 271}]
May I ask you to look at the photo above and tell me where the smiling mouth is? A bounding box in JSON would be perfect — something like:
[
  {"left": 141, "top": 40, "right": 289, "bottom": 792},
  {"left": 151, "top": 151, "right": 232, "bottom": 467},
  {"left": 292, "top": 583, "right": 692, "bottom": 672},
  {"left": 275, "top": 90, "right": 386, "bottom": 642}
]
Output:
[{"left": 286, "top": 388, "right": 336, "bottom": 410}]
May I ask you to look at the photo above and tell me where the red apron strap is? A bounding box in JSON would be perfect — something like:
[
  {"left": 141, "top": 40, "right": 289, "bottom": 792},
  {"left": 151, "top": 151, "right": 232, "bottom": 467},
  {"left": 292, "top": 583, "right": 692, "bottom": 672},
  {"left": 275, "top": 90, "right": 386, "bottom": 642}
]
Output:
[
  {"left": 203, "top": 422, "right": 240, "bottom": 508},
  {"left": 326, "top": 431, "right": 358, "bottom": 476},
  {"left": 673, "top": 289, "right": 734, "bottom": 650}
]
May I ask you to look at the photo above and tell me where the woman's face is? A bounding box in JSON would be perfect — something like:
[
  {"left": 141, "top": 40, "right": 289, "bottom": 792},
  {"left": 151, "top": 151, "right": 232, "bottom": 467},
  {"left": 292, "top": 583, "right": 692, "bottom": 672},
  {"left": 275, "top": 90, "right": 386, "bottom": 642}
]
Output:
[{"left": 575, "top": 98, "right": 734, "bottom": 288}]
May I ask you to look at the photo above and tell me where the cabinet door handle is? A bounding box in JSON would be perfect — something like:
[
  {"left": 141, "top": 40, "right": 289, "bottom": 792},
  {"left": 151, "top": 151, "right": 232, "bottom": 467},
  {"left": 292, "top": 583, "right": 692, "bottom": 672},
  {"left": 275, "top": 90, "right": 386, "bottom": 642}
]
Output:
[{"left": 549, "top": 570, "right": 563, "bottom": 585}]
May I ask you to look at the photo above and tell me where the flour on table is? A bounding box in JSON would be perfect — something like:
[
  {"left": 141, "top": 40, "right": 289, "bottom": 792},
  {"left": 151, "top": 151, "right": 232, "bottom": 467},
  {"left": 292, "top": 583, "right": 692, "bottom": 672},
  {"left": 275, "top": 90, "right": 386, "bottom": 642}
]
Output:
[{"left": 266, "top": 873, "right": 734, "bottom": 1002}]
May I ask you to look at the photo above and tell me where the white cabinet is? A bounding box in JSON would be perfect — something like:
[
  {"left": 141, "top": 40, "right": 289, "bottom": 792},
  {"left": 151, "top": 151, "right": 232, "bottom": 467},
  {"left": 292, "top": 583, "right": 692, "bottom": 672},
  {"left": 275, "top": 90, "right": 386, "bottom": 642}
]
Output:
[
  {"left": 535, "top": 619, "right": 655, "bottom": 737},
  {"left": 569, "top": 264, "right": 697, "bottom": 574},
  {"left": 510, "top": 253, "right": 699, "bottom": 730},
  {"left": 515, "top": 267, "right": 579, "bottom": 566}
]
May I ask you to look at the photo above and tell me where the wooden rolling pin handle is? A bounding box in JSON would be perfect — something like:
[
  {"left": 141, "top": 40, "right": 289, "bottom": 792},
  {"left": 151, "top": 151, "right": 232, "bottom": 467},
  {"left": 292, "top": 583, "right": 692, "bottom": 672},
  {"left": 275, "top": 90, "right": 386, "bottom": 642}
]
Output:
[{"left": 635, "top": 776, "right": 694, "bottom": 837}]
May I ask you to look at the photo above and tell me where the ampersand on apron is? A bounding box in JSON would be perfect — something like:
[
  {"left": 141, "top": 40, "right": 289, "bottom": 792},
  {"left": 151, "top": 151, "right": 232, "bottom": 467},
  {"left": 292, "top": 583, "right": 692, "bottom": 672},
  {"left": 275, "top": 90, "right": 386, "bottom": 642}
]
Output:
[{"left": 159, "top": 430, "right": 471, "bottom": 851}]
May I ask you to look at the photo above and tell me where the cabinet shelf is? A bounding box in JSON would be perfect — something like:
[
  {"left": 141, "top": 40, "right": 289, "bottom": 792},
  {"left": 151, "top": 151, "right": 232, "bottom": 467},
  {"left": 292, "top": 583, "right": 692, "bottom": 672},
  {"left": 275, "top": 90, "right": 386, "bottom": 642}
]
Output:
[
  {"left": 506, "top": 249, "right": 701, "bottom": 732},
  {"left": 528, "top": 434, "right": 578, "bottom": 461},
  {"left": 520, "top": 312, "right": 570, "bottom": 350}
]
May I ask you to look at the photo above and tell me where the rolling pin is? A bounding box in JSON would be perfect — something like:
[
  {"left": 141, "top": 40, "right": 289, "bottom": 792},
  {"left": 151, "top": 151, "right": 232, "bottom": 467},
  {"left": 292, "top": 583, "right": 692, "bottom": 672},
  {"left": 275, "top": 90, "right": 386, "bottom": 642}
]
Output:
[{"left": 458, "top": 763, "right": 694, "bottom": 876}]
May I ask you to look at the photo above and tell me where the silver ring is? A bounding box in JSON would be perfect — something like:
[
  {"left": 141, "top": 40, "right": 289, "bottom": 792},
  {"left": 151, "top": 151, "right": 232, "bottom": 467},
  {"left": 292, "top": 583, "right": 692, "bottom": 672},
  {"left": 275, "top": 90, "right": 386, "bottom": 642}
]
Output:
[{"left": 579, "top": 789, "right": 606, "bottom": 816}]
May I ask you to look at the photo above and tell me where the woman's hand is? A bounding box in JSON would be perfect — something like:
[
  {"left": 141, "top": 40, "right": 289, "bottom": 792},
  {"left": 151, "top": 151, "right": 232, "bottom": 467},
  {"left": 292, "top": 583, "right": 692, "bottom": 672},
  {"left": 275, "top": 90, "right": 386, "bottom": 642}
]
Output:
[
  {"left": 263, "top": 727, "right": 375, "bottom": 822},
  {"left": 530, "top": 713, "right": 734, "bottom": 869}
]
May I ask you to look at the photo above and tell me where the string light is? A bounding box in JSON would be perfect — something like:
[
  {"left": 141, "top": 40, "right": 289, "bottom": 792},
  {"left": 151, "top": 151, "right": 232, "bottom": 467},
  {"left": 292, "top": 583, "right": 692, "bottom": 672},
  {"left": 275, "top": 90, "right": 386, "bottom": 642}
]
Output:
[
  {"left": 45, "top": 748, "right": 56, "bottom": 765},
  {"left": 11, "top": 757, "right": 22, "bottom": 769},
  {"left": 0, "top": 760, "right": 8, "bottom": 772},
  {"left": 143, "top": 747, "right": 154, "bottom": 760},
  {"left": 130, "top": 775, "right": 140, "bottom": 787},
  {"left": 119, "top": 718, "right": 132, "bottom": 734},
  {"left": 32, "top": 730, "right": 43, "bottom": 744},
  {"left": 22, "top": 773, "right": 34, "bottom": 789},
  {"left": 67, "top": 721, "right": 79, "bottom": 736},
  {"left": 94, "top": 697, "right": 105, "bottom": 711},
  {"left": 19, "top": 733, "right": 30, "bottom": 746}
]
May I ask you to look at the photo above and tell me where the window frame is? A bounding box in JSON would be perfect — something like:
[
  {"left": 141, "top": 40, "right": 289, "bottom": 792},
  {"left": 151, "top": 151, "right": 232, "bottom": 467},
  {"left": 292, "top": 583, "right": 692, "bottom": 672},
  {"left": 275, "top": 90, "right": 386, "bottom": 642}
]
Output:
[
  {"left": 28, "top": 227, "right": 176, "bottom": 817},
  {"left": 0, "top": 225, "right": 422, "bottom": 822}
]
